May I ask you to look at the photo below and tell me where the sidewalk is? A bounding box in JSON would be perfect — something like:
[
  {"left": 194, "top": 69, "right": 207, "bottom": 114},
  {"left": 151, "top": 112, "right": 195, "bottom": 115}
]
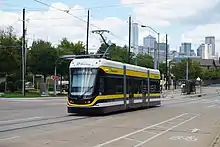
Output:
[
  {"left": 161, "top": 88, "right": 206, "bottom": 100},
  {"left": 0, "top": 96, "right": 67, "bottom": 100}
]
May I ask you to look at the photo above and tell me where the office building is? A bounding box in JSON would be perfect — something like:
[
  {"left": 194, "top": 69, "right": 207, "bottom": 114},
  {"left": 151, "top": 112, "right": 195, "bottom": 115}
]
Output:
[
  {"left": 131, "top": 23, "right": 139, "bottom": 55},
  {"left": 190, "top": 50, "right": 196, "bottom": 56},
  {"left": 143, "top": 35, "right": 156, "bottom": 50},
  {"left": 138, "top": 46, "right": 144, "bottom": 54},
  {"left": 205, "top": 36, "right": 215, "bottom": 56},
  {"left": 180, "top": 42, "right": 191, "bottom": 56},
  {"left": 197, "top": 43, "right": 205, "bottom": 58},
  {"left": 203, "top": 44, "right": 212, "bottom": 59}
]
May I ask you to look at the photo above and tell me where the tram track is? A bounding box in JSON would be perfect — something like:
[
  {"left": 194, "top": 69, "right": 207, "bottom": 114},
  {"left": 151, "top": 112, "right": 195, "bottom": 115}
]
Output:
[
  {"left": 0, "top": 114, "right": 89, "bottom": 133},
  {"left": 0, "top": 114, "right": 80, "bottom": 126},
  {"left": 0, "top": 91, "right": 218, "bottom": 134}
]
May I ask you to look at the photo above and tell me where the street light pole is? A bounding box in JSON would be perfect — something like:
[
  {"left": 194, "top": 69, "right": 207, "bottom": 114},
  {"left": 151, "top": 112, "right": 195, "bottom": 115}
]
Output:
[
  {"left": 86, "top": 9, "right": 90, "bottom": 54},
  {"left": 128, "top": 16, "right": 131, "bottom": 64},
  {"left": 140, "top": 25, "right": 159, "bottom": 69},
  {"left": 165, "top": 34, "right": 168, "bottom": 90},
  {"left": 186, "top": 57, "right": 189, "bottom": 80}
]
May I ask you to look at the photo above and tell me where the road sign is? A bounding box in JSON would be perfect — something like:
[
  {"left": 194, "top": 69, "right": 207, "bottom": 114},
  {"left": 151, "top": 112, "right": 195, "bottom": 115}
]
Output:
[{"left": 51, "top": 75, "right": 59, "bottom": 81}]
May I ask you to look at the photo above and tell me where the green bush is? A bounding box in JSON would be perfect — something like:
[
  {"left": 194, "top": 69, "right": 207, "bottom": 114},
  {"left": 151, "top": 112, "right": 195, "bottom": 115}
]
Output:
[{"left": 7, "top": 81, "right": 16, "bottom": 92}]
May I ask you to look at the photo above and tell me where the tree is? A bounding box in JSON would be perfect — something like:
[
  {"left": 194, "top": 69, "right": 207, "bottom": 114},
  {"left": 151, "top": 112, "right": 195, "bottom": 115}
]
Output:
[
  {"left": 98, "top": 43, "right": 154, "bottom": 67},
  {"left": 56, "top": 38, "right": 86, "bottom": 77},
  {"left": 28, "top": 40, "right": 57, "bottom": 82},
  {"left": 58, "top": 38, "right": 85, "bottom": 55},
  {"left": 108, "top": 44, "right": 130, "bottom": 63},
  {"left": 0, "top": 26, "right": 21, "bottom": 75},
  {"left": 0, "top": 26, "right": 22, "bottom": 92},
  {"left": 170, "top": 59, "right": 202, "bottom": 81},
  {"left": 159, "top": 62, "right": 166, "bottom": 74},
  {"left": 133, "top": 54, "right": 154, "bottom": 68},
  {"left": 201, "top": 69, "right": 220, "bottom": 80}
]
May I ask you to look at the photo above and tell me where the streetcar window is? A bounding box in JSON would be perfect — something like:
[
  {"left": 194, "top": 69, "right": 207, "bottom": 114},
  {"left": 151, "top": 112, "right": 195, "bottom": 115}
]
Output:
[
  {"left": 150, "top": 80, "right": 160, "bottom": 93},
  {"left": 98, "top": 77, "right": 105, "bottom": 93},
  {"left": 104, "top": 77, "right": 123, "bottom": 94},
  {"left": 98, "top": 74, "right": 160, "bottom": 95},
  {"left": 129, "top": 78, "right": 142, "bottom": 94},
  {"left": 70, "top": 68, "right": 97, "bottom": 96},
  {"left": 141, "top": 79, "right": 148, "bottom": 94}
]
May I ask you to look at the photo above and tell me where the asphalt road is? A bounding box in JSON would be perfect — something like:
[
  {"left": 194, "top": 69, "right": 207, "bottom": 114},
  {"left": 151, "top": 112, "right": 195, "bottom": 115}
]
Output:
[{"left": 0, "top": 87, "right": 220, "bottom": 147}]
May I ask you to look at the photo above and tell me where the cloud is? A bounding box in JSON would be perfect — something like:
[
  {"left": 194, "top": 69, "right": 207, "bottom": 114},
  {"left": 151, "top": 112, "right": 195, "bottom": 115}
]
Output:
[
  {"left": 0, "top": 2, "right": 128, "bottom": 53},
  {"left": 182, "top": 23, "right": 220, "bottom": 52},
  {"left": 1, "top": 1, "right": 220, "bottom": 55},
  {"left": 121, "top": 0, "right": 220, "bottom": 27},
  {"left": 178, "top": 2, "right": 220, "bottom": 25}
]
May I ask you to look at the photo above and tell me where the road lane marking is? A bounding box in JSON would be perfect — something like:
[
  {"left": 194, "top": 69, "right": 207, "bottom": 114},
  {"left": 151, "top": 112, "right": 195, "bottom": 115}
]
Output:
[
  {"left": 191, "top": 128, "right": 200, "bottom": 133},
  {"left": 142, "top": 131, "right": 158, "bottom": 135},
  {"left": 155, "top": 125, "right": 168, "bottom": 129},
  {"left": 134, "top": 114, "right": 200, "bottom": 147},
  {"left": 93, "top": 113, "right": 188, "bottom": 147},
  {"left": 207, "top": 105, "right": 216, "bottom": 108},
  {"left": 124, "top": 137, "right": 142, "bottom": 143},
  {"left": 170, "top": 136, "right": 197, "bottom": 142},
  {"left": 166, "top": 121, "right": 177, "bottom": 125},
  {"left": 0, "top": 136, "right": 20, "bottom": 141},
  {"left": 0, "top": 117, "right": 42, "bottom": 124}
]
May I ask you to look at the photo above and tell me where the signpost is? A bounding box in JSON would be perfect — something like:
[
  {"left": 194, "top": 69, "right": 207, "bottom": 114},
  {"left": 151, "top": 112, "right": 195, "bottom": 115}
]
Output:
[
  {"left": 52, "top": 74, "right": 59, "bottom": 96},
  {"left": 196, "top": 77, "right": 202, "bottom": 93}
]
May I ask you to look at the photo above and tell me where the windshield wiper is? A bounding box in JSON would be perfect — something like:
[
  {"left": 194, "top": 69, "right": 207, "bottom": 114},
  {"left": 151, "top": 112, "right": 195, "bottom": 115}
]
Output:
[{"left": 80, "top": 86, "right": 94, "bottom": 99}]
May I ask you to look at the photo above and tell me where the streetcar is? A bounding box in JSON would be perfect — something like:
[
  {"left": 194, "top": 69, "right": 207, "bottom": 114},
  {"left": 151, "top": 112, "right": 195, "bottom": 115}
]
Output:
[{"left": 67, "top": 56, "right": 161, "bottom": 114}]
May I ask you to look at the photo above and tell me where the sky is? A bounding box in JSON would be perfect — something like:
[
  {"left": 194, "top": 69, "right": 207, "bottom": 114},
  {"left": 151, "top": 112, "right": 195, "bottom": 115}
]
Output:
[{"left": 1, "top": 0, "right": 220, "bottom": 54}]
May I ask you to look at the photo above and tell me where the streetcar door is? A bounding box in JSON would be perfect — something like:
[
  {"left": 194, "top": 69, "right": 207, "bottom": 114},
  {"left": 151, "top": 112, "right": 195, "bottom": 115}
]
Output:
[{"left": 128, "top": 79, "right": 135, "bottom": 108}]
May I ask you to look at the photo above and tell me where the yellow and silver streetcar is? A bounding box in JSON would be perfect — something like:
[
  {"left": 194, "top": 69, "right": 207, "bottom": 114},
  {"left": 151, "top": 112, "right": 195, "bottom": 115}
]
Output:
[{"left": 67, "top": 57, "right": 161, "bottom": 114}]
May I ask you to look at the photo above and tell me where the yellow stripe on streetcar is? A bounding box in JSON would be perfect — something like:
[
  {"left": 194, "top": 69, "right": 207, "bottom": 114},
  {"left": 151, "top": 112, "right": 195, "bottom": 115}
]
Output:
[
  {"left": 99, "top": 66, "right": 161, "bottom": 79},
  {"left": 67, "top": 93, "right": 161, "bottom": 107}
]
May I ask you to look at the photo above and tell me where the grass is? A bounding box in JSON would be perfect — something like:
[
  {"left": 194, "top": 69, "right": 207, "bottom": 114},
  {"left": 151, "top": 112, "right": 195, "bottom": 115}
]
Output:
[
  {"left": 2, "top": 91, "right": 42, "bottom": 98},
  {"left": 1, "top": 91, "right": 67, "bottom": 98}
]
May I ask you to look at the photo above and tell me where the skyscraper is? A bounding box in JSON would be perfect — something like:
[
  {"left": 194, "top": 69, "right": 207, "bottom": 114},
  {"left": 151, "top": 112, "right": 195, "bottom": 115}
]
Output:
[
  {"left": 131, "top": 22, "right": 139, "bottom": 55},
  {"left": 157, "top": 43, "right": 169, "bottom": 62},
  {"left": 143, "top": 35, "right": 156, "bottom": 53},
  {"left": 204, "top": 44, "right": 212, "bottom": 59},
  {"left": 205, "top": 36, "right": 215, "bottom": 56},
  {"left": 181, "top": 42, "right": 191, "bottom": 56}
]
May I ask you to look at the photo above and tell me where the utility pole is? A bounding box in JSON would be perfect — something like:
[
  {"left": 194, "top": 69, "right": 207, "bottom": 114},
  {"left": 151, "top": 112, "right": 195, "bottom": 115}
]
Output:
[
  {"left": 165, "top": 34, "right": 168, "bottom": 90},
  {"left": 128, "top": 16, "right": 131, "bottom": 64},
  {"left": 186, "top": 57, "right": 189, "bottom": 80},
  {"left": 157, "top": 33, "right": 160, "bottom": 69},
  {"left": 22, "top": 8, "right": 26, "bottom": 96},
  {"left": 86, "top": 9, "right": 90, "bottom": 54}
]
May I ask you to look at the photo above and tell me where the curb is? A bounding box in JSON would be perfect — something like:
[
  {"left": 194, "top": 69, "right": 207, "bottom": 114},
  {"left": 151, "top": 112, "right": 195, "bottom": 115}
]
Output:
[
  {"left": 0, "top": 97, "right": 66, "bottom": 100},
  {"left": 188, "top": 93, "right": 207, "bottom": 98}
]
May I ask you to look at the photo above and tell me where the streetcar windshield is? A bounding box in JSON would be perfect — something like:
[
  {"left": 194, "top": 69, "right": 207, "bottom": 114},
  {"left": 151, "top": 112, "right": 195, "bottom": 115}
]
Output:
[{"left": 70, "top": 68, "right": 97, "bottom": 97}]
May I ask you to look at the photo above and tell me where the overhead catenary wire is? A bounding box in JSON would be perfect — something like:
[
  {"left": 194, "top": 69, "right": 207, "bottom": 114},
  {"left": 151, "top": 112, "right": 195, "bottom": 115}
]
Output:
[
  {"left": 32, "top": 0, "right": 131, "bottom": 43},
  {"left": 2, "top": 0, "right": 148, "bottom": 11},
  {"left": 2, "top": 0, "right": 160, "bottom": 49},
  {"left": 31, "top": 0, "right": 159, "bottom": 45},
  {"left": 3, "top": 0, "right": 168, "bottom": 57}
]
